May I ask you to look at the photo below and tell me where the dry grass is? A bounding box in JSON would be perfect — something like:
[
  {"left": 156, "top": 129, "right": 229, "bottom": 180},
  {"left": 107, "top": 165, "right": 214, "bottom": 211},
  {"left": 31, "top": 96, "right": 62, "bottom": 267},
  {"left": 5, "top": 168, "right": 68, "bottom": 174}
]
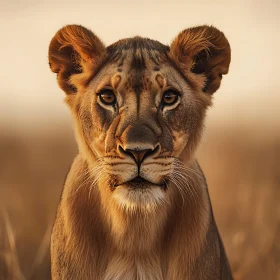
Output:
[
  {"left": 198, "top": 124, "right": 280, "bottom": 279},
  {"left": 0, "top": 123, "right": 279, "bottom": 279}
]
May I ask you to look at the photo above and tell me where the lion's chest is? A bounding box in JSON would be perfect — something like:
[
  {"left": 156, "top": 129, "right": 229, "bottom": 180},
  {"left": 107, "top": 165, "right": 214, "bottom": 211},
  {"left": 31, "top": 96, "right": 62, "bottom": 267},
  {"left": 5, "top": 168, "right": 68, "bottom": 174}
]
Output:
[{"left": 102, "top": 254, "right": 163, "bottom": 280}]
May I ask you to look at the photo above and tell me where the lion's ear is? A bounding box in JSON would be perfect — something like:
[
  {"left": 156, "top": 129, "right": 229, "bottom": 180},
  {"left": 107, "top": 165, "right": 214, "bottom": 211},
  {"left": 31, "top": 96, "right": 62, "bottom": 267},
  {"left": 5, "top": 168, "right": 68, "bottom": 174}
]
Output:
[
  {"left": 48, "top": 25, "right": 106, "bottom": 94},
  {"left": 170, "top": 25, "right": 231, "bottom": 95}
]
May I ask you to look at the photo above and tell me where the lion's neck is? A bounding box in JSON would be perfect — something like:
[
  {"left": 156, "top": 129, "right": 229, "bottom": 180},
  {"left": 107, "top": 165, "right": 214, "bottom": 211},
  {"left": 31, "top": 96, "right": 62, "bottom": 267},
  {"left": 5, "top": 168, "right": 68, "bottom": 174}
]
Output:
[{"left": 97, "top": 180, "right": 170, "bottom": 254}]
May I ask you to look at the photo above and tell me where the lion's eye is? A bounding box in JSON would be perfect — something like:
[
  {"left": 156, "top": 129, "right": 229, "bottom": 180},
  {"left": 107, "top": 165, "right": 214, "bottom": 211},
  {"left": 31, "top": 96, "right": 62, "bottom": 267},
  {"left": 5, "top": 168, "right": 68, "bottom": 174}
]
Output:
[
  {"left": 99, "top": 89, "right": 116, "bottom": 106},
  {"left": 161, "top": 90, "right": 179, "bottom": 106}
]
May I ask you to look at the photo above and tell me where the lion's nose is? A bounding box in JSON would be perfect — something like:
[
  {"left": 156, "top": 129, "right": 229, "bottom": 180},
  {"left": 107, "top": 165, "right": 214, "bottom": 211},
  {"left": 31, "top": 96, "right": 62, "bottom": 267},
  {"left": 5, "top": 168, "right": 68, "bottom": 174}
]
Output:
[
  {"left": 119, "top": 146, "right": 159, "bottom": 166},
  {"left": 126, "top": 149, "right": 151, "bottom": 165}
]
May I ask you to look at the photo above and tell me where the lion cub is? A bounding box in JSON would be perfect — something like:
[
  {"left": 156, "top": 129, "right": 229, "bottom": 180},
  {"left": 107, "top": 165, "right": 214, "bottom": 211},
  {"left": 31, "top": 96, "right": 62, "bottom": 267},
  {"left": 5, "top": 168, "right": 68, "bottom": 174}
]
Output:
[{"left": 49, "top": 24, "right": 232, "bottom": 279}]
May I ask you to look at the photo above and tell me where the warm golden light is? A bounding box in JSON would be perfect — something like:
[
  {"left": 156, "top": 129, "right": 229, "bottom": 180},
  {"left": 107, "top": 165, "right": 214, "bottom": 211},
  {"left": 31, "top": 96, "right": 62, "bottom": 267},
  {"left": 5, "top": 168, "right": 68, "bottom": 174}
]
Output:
[{"left": 0, "top": 1, "right": 279, "bottom": 279}]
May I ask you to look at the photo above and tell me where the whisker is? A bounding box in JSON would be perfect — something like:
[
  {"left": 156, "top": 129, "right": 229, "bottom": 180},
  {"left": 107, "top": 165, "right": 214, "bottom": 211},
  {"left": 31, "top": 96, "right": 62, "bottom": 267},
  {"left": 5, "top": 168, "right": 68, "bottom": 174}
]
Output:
[
  {"left": 169, "top": 175, "right": 185, "bottom": 206},
  {"left": 72, "top": 162, "right": 105, "bottom": 196},
  {"left": 169, "top": 164, "right": 201, "bottom": 204},
  {"left": 172, "top": 159, "right": 204, "bottom": 179}
]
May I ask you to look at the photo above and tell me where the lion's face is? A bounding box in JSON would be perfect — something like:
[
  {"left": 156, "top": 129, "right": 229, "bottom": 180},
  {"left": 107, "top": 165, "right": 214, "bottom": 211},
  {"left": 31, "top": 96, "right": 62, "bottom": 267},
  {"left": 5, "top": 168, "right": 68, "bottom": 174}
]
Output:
[
  {"left": 75, "top": 52, "right": 205, "bottom": 209},
  {"left": 49, "top": 25, "right": 230, "bottom": 210}
]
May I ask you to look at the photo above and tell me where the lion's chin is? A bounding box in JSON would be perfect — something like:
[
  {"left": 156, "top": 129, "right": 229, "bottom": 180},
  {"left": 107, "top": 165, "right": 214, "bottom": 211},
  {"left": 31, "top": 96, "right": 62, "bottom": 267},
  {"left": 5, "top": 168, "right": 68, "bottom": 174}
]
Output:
[{"left": 112, "top": 183, "right": 166, "bottom": 213}]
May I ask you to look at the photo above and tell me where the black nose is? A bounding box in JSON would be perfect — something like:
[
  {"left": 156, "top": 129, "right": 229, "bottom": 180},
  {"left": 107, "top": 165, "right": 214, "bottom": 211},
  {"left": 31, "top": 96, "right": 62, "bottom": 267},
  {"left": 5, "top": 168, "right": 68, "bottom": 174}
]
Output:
[{"left": 119, "top": 146, "right": 159, "bottom": 166}]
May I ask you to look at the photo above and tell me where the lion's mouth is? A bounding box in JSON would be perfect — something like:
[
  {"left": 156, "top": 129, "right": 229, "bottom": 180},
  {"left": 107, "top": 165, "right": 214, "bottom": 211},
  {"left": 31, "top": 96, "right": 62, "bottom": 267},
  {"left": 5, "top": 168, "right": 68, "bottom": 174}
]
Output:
[
  {"left": 122, "top": 176, "right": 167, "bottom": 190},
  {"left": 130, "top": 176, "right": 147, "bottom": 183}
]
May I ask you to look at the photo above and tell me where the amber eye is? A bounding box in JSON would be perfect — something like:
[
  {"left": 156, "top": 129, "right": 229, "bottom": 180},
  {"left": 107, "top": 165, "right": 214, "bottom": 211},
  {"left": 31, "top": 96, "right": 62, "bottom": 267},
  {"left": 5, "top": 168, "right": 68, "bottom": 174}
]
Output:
[
  {"left": 99, "top": 89, "right": 116, "bottom": 106},
  {"left": 161, "top": 90, "right": 179, "bottom": 106}
]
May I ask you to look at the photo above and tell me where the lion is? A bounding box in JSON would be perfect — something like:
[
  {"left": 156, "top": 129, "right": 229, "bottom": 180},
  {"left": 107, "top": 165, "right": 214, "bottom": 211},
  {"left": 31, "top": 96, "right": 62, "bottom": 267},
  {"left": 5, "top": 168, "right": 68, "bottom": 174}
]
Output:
[{"left": 48, "top": 24, "right": 232, "bottom": 279}]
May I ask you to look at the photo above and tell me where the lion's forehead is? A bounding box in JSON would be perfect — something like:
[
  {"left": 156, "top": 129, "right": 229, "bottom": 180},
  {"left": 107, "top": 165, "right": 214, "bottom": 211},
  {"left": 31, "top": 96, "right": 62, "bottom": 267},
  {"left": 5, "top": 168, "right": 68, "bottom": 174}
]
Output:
[
  {"left": 113, "top": 50, "right": 168, "bottom": 93},
  {"left": 106, "top": 36, "right": 170, "bottom": 66}
]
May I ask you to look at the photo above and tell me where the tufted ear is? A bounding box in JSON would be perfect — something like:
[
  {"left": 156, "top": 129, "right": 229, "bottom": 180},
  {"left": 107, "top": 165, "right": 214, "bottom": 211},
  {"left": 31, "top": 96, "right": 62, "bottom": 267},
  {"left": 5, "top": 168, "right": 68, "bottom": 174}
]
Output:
[
  {"left": 48, "top": 25, "right": 106, "bottom": 94},
  {"left": 170, "top": 25, "right": 231, "bottom": 95}
]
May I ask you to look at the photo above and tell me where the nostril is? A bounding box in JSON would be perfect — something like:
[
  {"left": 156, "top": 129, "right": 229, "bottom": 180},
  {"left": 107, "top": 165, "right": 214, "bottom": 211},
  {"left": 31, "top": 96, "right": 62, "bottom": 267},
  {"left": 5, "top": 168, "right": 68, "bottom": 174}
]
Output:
[
  {"left": 118, "top": 145, "right": 126, "bottom": 156},
  {"left": 118, "top": 145, "right": 136, "bottom": 161},
  {"left": 151, "top": 144, "right": 160, "bottom": 156}
]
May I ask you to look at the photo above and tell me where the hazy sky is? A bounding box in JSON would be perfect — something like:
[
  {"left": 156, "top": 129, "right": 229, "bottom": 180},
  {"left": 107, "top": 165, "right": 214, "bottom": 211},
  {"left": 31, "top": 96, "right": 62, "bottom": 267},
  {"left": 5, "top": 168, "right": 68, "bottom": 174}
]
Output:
[{"left": 1, "top": 0, "right": 279, "bottom": 128}]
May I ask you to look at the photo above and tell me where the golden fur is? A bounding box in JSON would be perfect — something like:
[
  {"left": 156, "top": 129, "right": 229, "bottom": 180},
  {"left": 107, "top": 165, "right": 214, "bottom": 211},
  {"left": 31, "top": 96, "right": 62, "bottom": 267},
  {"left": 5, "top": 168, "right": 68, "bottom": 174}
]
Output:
[{"left": 48, "top": 24, "right": 232, "bottom": 279}]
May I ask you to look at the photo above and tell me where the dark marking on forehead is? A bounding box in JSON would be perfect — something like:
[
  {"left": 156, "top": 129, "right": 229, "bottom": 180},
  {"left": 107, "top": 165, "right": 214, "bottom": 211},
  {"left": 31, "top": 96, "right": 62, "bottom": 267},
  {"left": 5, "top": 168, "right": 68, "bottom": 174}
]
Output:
[
  {"left": 130, "top": 48, "right": 146, "bottom": 72},
  {"left": 117, "top": 53, "right": 127, "bottom": 67},
  {"left": 130, "top": 48, "right": 146, "bottom": 96},
  {"left": 148, "top": 51, "right": 161, "bottom": 66}
]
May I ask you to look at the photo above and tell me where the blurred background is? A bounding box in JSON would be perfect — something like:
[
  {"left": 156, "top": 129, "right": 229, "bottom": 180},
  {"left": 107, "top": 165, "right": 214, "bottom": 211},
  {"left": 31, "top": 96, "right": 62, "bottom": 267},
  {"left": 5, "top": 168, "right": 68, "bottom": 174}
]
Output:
[{"left": 0, "top": 0, "right": 279, "bottom": 279}]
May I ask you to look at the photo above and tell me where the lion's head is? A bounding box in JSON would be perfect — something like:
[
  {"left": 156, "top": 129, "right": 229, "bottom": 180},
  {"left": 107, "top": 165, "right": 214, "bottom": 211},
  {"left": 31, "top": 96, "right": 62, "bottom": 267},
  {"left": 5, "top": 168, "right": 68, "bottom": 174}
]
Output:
[{"left": 49, "top": 25, "right": 230, "bottom": 211}]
